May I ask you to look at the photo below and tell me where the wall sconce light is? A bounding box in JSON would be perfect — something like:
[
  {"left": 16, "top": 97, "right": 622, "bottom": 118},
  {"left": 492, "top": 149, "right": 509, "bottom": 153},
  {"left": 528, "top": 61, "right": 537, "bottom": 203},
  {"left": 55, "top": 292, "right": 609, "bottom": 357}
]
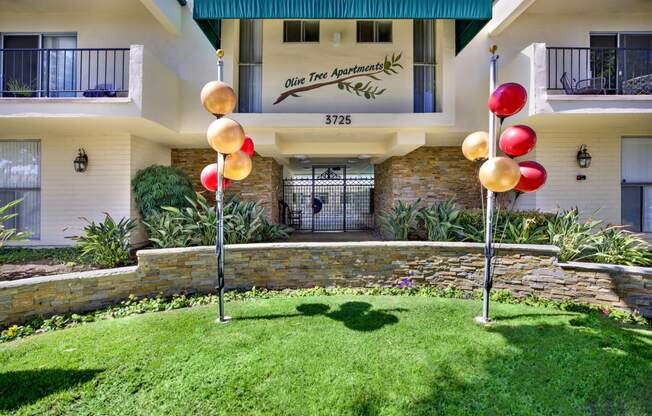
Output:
[
  {"left": 576, "top": 144, "right": 592, "bottom": 169},
  {"left": 74, "top": 148, "right": 88, "bottom": 173},
  {"left": 332, "top": 32, "right": 342, "bottom": 46}
]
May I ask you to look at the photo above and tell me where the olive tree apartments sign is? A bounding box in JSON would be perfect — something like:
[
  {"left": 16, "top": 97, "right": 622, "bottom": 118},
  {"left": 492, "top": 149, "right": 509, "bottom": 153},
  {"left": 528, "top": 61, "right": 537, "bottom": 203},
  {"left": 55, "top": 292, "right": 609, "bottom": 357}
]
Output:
[{"left": 274, "top": 53, "right": 404, "bottom": 104}]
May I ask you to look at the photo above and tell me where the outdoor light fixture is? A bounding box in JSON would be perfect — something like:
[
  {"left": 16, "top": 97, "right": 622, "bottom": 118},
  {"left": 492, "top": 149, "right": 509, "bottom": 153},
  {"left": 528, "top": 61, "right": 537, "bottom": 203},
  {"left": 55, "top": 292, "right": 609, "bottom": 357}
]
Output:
[
  {"left": 358, "top": 154, "right": 371, "bottom": 160},
  {"left": 332, "top": 32, "right": 342, "bottom": 46},
  {"left": 294, "top": 154, "right": 307, "bottom": 160},
  {"left": 576, "top": 144, "right": 592, "bottom": 168},
  {"left": 73, "top": 148, "right": 88, "bottom": 172}
]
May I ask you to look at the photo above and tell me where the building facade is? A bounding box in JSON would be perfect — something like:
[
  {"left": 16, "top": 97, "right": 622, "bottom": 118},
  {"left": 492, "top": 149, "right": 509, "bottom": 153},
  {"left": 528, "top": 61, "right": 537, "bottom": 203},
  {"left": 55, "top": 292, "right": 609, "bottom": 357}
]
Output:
[{"left": 0, "top": 0, "right": 650, "bottom": 245}]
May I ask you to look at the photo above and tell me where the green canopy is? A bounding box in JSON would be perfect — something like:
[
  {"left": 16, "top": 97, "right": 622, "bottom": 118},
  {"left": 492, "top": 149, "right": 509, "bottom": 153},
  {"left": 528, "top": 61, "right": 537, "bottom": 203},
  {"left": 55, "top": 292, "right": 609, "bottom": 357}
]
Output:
[{"left": 192, "top": 0, "right": 491, "bottom": 53}]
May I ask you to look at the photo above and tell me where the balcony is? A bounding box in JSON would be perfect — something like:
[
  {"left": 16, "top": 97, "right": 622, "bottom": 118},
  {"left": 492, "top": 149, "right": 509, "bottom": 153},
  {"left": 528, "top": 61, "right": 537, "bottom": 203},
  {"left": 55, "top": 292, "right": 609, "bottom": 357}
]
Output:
[
  {"left": 1, "top": 48, "right": 130, "bottom": 98},
  {"left": 546, "top": 47, "right": 652, "bottom": 96}
]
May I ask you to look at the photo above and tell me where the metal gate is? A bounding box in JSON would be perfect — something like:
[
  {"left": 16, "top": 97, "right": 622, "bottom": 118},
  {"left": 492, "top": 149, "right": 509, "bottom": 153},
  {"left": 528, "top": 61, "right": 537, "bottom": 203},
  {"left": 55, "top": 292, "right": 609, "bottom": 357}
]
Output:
[{"left": 281, "top": 166, "right": 374, "bottom": 231}]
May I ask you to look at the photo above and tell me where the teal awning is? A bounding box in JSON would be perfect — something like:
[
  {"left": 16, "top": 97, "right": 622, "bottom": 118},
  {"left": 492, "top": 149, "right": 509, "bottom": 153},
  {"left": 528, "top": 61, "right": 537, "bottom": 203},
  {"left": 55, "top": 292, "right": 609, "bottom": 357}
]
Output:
[
  {"left": 193, "top": 0, "right": 491, "bottom": 20},
  {"left": 193, "top": 0, "right": 491, "bottom": 52}
]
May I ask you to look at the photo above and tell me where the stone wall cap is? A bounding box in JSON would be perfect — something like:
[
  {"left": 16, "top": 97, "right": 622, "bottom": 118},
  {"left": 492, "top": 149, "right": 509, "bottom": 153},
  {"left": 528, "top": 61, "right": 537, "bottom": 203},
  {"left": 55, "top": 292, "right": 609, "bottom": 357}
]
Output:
[
  {"left": 559, "top": 261, "right": 652, "bottom": 276},
  {"left": 0, "top": 266, "right": 138, "bottom": 289},
  {"left": 137, "top": 241, "right": 560, "bottom": 256}
]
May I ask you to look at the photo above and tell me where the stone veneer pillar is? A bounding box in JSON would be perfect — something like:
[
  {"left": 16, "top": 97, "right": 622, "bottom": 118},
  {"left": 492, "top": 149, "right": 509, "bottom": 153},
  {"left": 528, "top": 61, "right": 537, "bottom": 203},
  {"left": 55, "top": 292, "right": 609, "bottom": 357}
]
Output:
[
  {"left": 374, "top": 146, "right": 482, "bottom": 226},
  {"left": 171, "top": 149, "right": 282, "bottom": 222}
]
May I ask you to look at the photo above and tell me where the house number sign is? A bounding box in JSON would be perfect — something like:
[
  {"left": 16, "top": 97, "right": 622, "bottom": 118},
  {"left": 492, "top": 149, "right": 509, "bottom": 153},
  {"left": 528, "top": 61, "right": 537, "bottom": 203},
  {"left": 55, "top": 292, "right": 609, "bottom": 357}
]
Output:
[{"left": 325, "top": 115, "right": 352, "bottom": 125}]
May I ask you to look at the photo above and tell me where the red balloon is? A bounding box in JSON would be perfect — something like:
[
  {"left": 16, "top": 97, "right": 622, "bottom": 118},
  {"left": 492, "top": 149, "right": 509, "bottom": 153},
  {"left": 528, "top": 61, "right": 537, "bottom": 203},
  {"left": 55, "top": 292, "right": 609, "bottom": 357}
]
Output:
[
  {"left": 200, "top": 163, "right": 230, "bottom": 192},
  {"left": 499, "top": 125, "right": 537, "bottom": 157},
  {"left": 488, "top": 83, "right": 527, "bottom": 118},
  {"left": 514, "top": 161, "right": 547, "bottom": 193},
  {"left": 240, "top": 136, "right": 255, "bottom": 157}
]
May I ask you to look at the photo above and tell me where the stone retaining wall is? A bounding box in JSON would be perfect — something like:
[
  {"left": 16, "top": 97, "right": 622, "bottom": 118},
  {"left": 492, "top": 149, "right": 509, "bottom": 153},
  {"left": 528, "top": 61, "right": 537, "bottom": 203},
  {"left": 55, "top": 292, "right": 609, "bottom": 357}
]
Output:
[{"left": 1, "top": 242, "right": 651, "bottom": 326}]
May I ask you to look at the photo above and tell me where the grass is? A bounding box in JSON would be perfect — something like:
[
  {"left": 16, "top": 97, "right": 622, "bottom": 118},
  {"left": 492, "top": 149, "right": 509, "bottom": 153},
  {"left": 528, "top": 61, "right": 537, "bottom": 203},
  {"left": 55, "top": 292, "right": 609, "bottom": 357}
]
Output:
[
  {"left": 0, "top": 295, "right": 651, "bottom": 415},
  {"left": 0, "top": 247, "right": 86, "bottom": 265}
]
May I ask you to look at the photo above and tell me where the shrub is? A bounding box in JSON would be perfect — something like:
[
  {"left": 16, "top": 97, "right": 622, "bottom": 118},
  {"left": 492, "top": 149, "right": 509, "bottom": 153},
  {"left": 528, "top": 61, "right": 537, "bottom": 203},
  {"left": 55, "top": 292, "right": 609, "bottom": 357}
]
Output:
[
  {"left": 379, "top": 199, "right": 421, "bottom": 240},
  {"left": 0, "top": 199, "right": 29, "bottom": 248},
  {"left": 589, "top": 227, "right": 652, "bottom": 266},
  {"left": 144, "top": 194, "right": 292, "bottom": 248},
  {"left": 546, "top": 208, "right": 601, "bottom": 262},
  {"left": 132, "top": 165, "right": 196, "bottom": 218},
  {"left": 68, "top": 214, "right": 137, "bottom": 268},
  {"left": 417, "top": 199, "right": 463, "bottom": 241}
]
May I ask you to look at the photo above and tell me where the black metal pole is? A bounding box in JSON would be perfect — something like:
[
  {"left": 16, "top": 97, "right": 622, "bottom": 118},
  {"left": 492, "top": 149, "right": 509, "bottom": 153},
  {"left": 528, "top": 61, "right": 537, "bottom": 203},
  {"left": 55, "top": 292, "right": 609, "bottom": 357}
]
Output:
[{"left": 215, "top": 50, "right": 230, "bottom": 323}]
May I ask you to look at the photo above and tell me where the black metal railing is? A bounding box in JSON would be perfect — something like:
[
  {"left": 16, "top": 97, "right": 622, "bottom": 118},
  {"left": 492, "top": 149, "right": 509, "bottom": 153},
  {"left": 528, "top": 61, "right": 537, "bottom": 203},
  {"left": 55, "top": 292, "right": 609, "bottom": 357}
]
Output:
[
  {"left": 0, "top": 48, "right": 130, "bottom": 98},
  {"left": 547, "top": 47, "right": 652, "bottom": 95}
]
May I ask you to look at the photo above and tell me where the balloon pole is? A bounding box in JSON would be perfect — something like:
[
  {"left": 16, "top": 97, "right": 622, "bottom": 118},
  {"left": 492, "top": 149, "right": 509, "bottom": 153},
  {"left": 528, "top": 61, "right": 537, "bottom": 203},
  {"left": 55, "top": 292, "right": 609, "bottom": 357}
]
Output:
[
  {"left": 476, "top": 47, "right": 499, "bottom": 324},
  {"left": 215, "top": 50, "right": 230, "bottom": 324}
]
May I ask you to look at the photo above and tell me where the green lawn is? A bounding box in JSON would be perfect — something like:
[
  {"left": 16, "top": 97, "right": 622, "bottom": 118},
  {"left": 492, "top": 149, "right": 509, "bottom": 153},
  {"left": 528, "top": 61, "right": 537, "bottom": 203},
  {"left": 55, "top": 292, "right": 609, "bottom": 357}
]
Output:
[{"left": 1, "top": 296, "right": 651, "bottom": 415}]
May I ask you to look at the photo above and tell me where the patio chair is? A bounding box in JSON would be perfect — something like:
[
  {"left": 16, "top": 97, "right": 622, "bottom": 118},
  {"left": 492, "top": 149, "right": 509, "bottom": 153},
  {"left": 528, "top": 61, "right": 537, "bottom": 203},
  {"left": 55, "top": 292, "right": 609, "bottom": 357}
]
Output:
[
  {"left": 83, "top": 83, "right": 117, "bottom": 98},
  {"left": 559, "top": 72, "right": 606, "bottom": 95}
]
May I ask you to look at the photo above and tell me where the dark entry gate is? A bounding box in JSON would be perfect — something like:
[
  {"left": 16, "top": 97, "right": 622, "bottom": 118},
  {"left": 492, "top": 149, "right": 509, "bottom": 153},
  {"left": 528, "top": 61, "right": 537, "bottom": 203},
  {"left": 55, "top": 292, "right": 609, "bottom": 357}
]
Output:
[{"left": 281, "top": 166, "right": 374, "bottom": 231}]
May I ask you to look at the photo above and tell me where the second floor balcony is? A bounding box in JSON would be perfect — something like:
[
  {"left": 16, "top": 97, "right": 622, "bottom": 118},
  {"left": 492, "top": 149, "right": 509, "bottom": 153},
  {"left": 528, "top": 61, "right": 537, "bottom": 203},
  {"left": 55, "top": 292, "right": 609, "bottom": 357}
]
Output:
[
  {"left": 1, "top": 47, "right": 130, "bottom": 99},
  {"left": 546, "top": 46, "right": 652, "bottom": 96}
]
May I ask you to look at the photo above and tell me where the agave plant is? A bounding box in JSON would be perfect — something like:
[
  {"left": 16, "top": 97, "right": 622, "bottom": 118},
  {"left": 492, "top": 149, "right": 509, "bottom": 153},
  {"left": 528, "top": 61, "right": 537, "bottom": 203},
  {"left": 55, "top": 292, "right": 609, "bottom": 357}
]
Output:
[
  {"left": 417, "top": 199, "right": 463, "bottom": 241},
  {"left": 379, "top": 199, "right": 421, "bottom": 240},
  {"left": 0, "top": 199, "right": 30, "bottom": 248}
]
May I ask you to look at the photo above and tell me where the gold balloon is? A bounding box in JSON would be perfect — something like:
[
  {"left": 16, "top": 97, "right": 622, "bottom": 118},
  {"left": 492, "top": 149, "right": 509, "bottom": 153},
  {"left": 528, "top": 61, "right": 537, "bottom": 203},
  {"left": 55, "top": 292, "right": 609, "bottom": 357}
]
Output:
[
  {"left": 207, "top": 117, "right": 245, "bottom": 154},
  {"left": 479, "top": 156, "right": 521, "bottom": 192},
  {"left": 224, "top": 151, "right": 253, "bottom": 181},
  {"left": 462, "top": 131, "right": 489, "bottom": 161},
  {"left": 201, "top": 81, "right": 237, "bottom": 116}
]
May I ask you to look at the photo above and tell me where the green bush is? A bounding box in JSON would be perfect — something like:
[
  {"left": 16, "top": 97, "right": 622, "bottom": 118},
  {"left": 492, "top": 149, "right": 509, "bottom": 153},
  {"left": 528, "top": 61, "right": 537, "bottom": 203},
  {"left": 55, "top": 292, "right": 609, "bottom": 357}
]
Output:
[
  {"left": 380, "top": 201, "right": 652, "bottom": 267},
  {"left": 0, "top": 247, "right": 86, "bottom": 265},
  {"left": 379, "top": 199, "right": 421, "bottom": 240},
  {"left": 68, "top": 214, "right": 137, "bottom": 268},
  {"left": 143, "top": 193, "right": 292, "bottom": 248},
  {"left": 132, "top": 165, "right": 196, "bottom": 218}
]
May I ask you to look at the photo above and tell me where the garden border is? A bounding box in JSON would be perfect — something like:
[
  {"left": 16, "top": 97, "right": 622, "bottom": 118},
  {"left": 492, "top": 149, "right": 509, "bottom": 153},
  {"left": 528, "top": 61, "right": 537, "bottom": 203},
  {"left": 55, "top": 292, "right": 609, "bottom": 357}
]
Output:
[{"left": 1, "top": 242, "right": 651, "bottom": 326}]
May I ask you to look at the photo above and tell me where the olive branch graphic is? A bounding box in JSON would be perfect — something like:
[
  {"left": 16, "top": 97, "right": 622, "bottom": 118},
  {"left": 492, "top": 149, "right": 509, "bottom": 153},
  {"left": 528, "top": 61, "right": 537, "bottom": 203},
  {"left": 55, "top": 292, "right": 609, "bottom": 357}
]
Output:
[{"left": 273, "top": 52, "right": 403, "bottom": 104}]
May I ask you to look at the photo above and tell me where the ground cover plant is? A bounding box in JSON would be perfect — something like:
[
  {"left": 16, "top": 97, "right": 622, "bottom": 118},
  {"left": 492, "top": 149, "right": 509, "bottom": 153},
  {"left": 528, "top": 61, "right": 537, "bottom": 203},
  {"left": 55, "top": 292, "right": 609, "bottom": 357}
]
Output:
[
  {"left": 0, "top": 290, "right": 650, "bottom": 415},
  {"left": 381, "top": 200, "right": 652, "bottom": 266}
]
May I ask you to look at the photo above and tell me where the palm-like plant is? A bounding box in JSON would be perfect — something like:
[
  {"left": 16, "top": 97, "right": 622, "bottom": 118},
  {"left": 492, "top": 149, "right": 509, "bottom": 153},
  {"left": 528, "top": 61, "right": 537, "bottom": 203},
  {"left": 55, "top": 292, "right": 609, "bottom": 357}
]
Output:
[
  {"left": 0, "top": 199, "right": 29, "bottom": 247},
  {"left": 68, "top": 214, "right": 137, "bottom": 268},
  {"left": 379, "top": 199, "right": 421, "bottom": 240},
  {"left": 546, "top": 208, "right": 601, "bottom": 262},
  {"left": 417, "top": 199, "right": 463, "bottom": 241},
  {"left": 589, "top": 227, "right": 652, "bottom": 266}
]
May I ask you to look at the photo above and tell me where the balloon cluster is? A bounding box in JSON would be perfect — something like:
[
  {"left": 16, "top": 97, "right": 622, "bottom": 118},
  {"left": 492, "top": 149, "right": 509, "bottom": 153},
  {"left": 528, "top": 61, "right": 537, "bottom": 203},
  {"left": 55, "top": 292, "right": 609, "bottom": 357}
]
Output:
[
  {"left": 462, "top": 83, "right": 546, "bottom": 194},
  {"left": 199, "top": 80, "right": 254, "bottom": 192}
]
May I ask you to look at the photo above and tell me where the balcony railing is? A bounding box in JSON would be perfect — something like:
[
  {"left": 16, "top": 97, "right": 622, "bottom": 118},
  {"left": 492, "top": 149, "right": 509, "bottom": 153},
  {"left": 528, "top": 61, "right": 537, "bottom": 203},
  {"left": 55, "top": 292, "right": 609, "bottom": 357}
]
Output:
[
  {"left": 0, "top": 48, "right": 130, "bottom": 98},
  {"left": 546, "top": 47, "right": 652, "bottom": 95}
]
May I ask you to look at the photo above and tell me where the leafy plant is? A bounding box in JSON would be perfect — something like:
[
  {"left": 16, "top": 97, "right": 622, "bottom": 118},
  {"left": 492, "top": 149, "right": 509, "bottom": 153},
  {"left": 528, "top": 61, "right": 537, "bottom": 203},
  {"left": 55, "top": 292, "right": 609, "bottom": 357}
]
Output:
[
  {"left": 68, "top": 214, "right": 137, "bottom": 268},
  {"left": 379, "top": 199, "right": 421, "bottom": 240},
  {"left": 147, "top": 194, "right": 291, "bottom": 248},
  {"left": 589, "top": 227, "right": 652, "bottom": 266},
  {"left": 0, "top": 199, "right": 29, "bottom": 248},
  {"left": 142, "top": 211, "right": 191, "bottom": 249},
  {"left": 498, "top": 216, "right": 548, "bottom": 245},
  {"left": 132, "top": 165, "right": 196, "bottom": 218},
  {"left": 5, "top": 78, "right": 33, "bottom": 97},
  {"left": 0, "top": 247, "right": 85, "bottom": 265},
  {"left": 546, "top": 208, "right": 601, "bottom": 262},
  {"left": 417, "top": 199, "right": 463, "bottom": 241}
]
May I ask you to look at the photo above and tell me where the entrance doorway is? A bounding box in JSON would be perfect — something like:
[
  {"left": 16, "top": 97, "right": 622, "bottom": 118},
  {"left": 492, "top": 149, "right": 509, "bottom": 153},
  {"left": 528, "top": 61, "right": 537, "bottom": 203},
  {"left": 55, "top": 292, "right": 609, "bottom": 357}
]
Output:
[{"left": 281, "top": 165, "right": 374, "bottom": 232}]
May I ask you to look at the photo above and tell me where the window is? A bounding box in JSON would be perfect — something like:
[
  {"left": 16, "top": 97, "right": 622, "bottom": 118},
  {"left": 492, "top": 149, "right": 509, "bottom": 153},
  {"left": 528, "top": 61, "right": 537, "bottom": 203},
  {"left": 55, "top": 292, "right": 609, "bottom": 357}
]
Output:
[
  {"left": 589, "top": 32, "right": 652, "bottom": 93},
  {"left": 1, "top": 33, "right": 77, "bottom": 97},
  {"left": 283, "top": 21, "right": 319, "bottom": 43},
  {"left": 239, "top": 20, "right": 263, "bottom": 113},
  {"left": 356, "top": 21, "right": 392, "bottom": 43},
  {"left": 621, "top": 137, "right": 652, "bottom": 233},
  {"left": 413, "top": 20, "right": 436, "bottom": 113},
  {"left": 0, "top": 140, "right": 41, "bottom": 239}
]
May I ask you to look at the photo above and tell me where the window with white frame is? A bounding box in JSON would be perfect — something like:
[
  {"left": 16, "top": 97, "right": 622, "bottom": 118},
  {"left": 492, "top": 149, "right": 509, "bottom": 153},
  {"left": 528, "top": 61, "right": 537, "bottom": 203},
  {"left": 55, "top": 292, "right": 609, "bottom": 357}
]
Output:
[
  {"left": 239, "top": 20, "right": 263, "bottom": 113},
  {"left": 0, "top": 140, "right": 41, "bottom": 239},
  {"left": 621, "top": 137, "right": 652, "bottom": 233},
  {"left": 356, "top": 21, "right": 392, "bottom": 43},
  {"left": 413, "top": 20, "right": 436, "bottom": 113},
  {"left": 283, "top": 21, "right": 320, "bottom": 43}
]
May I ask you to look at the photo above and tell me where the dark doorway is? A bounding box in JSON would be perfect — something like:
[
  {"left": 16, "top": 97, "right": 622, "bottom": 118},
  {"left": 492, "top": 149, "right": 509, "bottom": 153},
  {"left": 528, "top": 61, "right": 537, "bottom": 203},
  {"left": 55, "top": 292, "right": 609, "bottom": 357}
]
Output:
[{"left": 282, "top": 166, "right": 374, "bottom": 232}]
